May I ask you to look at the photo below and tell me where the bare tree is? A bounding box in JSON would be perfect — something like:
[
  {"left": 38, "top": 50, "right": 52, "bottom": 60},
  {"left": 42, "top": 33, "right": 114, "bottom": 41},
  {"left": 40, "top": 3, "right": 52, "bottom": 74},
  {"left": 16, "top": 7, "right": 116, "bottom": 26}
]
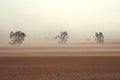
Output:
[
  {"left": 95, "top": 32, "right": 104, "bottom": 44},
  {"left": 9, "top": 31, "right": 26, "bottom": 46},
  {"left": 55, "top": 31, "right": 68, "bottom": 44}
]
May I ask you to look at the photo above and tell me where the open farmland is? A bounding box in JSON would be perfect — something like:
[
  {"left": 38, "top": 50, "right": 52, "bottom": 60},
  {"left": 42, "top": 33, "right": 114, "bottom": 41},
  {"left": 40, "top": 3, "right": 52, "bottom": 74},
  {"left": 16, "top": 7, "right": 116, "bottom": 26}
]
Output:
[{"left": 0, "top": 43, "right": 120, "bottom": 80}]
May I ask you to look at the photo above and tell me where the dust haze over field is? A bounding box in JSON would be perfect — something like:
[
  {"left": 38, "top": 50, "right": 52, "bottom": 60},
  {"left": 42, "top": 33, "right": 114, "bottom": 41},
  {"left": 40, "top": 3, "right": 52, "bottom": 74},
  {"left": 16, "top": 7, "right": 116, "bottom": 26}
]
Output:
[
  {"left": 0, "top": 0, "right": 120, "bottom": 80},
  {"left": 0, "top": 0, "right": 120, "bottom": 43}
]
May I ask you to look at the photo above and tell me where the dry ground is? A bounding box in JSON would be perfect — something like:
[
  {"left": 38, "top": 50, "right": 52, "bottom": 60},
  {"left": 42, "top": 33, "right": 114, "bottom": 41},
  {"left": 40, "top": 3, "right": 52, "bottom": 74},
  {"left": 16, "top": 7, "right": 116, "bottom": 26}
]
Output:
[
  {"left": 0, "top": 57, "right": 120, "bottom": 80},
  {"left": 0, "top": 43, "right": 120, "bottom": 80}
]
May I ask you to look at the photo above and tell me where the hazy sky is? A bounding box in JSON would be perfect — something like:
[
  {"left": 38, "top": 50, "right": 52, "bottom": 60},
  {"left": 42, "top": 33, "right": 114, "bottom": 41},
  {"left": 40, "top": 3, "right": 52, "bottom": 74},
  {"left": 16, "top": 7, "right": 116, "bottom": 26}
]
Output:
[{"left": 0, "top": 0, "right": 120, "bottom": 43}]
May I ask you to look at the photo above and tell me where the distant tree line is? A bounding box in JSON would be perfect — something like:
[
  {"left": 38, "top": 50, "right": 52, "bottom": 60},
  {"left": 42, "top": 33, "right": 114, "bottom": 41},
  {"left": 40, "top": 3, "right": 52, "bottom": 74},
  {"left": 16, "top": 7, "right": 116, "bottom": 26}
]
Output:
[{"left": 9, "top": 30, "right": 105, "bottom": 46}]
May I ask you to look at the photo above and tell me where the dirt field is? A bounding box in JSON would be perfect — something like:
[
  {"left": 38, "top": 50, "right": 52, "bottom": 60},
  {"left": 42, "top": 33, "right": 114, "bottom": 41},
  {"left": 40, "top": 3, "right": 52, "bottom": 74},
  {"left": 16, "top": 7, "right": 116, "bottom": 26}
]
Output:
[
  {"left": 0, "top": 43, "right": 120, "bottom": 80},
  {"left": 0, "top": 57, "right": 120, "bottom": 80}
]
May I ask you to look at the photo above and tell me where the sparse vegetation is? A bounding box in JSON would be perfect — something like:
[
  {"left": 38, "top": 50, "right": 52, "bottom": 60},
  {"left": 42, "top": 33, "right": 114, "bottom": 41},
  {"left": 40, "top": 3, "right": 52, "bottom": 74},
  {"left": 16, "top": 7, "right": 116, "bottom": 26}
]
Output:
[
  {"left": 55, "top": 31, "right": 68, "bottom": 44},
  {"left": 95, "top": 32, "right": 104, "bottom": 44},
  {"left": 9, "top": 31, "right": 26, "bottom": 46}
]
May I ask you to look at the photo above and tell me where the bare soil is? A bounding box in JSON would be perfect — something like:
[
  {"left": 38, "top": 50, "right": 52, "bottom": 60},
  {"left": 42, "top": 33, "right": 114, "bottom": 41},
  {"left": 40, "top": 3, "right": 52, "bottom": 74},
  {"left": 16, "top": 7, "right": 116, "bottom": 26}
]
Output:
[
  {"left": 0, "top": 44, "right": 120, "bottom": 80},
  {"left": 0, "top": 57, "right": 120, "bottom": 80}
]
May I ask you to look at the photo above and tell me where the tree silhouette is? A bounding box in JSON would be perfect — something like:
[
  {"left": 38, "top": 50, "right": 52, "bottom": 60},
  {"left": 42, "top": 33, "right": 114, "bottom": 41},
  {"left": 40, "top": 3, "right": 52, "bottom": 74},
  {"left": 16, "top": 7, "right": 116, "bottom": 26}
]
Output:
[
  {"left": 95, "top": 32, "right": 104, "bottom": 44},
  {"left": 55, "top": 31, "right": 68, "bottom": 44},
  {"left": 9, "top": 31, "right": 26, "bottom": 46}
]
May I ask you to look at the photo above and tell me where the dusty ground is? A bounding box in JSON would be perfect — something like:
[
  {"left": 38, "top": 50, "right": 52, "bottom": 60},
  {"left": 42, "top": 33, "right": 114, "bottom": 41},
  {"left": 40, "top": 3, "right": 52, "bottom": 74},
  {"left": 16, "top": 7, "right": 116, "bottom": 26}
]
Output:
[
  {"left": 0, "top": 57, "right": 120, "bottom": 80},
  {"left": 0, "top": 43, "right": 120, "bottom": 80},
  {"left": 0, "top": 43, "right": 120, "bottom": 56}
]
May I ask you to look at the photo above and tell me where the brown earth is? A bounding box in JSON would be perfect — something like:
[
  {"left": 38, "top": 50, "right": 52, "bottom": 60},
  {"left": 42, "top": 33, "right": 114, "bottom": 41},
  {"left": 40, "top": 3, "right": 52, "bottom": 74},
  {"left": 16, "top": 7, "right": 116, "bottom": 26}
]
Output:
[
  {"left": 0, "top": 44, "right": 120, "bottom": 80},
  {"left": 0, "top": 57, "right": 120, "bottom": 80}
]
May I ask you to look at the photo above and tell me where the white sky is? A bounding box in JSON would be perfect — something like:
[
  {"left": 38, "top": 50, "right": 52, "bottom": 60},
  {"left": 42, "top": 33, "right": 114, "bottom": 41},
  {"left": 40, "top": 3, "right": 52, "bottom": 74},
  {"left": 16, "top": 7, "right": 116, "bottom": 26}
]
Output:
[{"left": 0, "top": 0, "right": 120, "bottom": 43}]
